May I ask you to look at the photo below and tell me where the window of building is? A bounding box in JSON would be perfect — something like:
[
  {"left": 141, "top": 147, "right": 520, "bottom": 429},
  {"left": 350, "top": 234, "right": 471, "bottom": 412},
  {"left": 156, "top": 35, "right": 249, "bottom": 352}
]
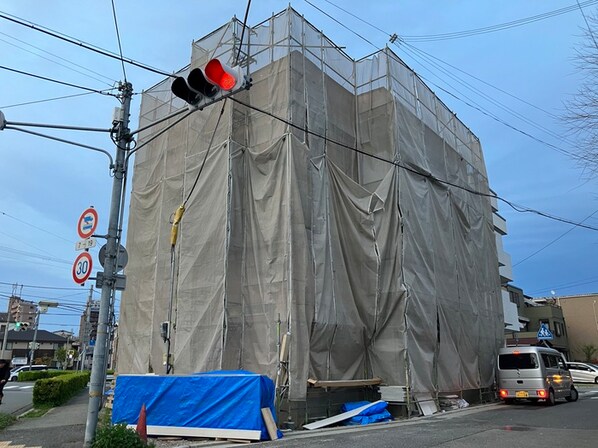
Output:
[
  {"left": 554, "top": 322, "right": 564, "bottom": 337},
  {"left": 509, "top": 290, "right": 520, "bottom": 306}
]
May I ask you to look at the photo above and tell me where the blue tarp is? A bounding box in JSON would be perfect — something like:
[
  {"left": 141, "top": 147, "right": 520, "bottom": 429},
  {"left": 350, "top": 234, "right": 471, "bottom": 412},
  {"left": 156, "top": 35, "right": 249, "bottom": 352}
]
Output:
[
  {"left": 340, "top": 401, "right": 392, "bottom": 426},
  {"left": 111, "top": 370, "right": 281, "bottom": 440}
]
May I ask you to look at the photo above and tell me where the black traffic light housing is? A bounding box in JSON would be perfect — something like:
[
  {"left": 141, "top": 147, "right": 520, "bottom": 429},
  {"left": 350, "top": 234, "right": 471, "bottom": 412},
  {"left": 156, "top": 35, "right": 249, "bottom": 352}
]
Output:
[{"left": 171, "top": 59, "right": 250, "bottom": 110}]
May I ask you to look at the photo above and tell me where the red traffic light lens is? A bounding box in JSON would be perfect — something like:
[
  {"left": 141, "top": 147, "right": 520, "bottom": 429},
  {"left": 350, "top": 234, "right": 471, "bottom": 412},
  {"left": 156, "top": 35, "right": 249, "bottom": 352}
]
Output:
[{"left": 205, "top": 59, "right": 237, "bottom": 91}]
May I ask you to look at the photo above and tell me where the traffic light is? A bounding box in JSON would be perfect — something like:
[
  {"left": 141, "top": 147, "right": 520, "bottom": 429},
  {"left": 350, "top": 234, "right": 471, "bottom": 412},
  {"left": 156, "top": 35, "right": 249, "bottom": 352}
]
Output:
[
  {"left": 13, "top": 322, "right": 29, "bottom": 331},
  {"left": 171, "top": 58, "right": 250, "bottom": 110}
]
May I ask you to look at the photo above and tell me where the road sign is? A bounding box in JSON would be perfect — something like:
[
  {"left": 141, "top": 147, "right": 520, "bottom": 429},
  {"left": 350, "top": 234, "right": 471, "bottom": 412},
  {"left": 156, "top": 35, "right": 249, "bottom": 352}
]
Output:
[
  {"left": 537, "top": 323, "right": 554, "bottom": 340},
  {"left": 72, "top": 252, "right": 93, "bottom": 285},
  {"left": 77, "top": 207, "right": 98, "bottom": 239},
  {"left": 98, "top": 244, "right": 128, "bottom": 272},
  {"left": 75, "top": 237, "right": 97, "bottom": 251}
]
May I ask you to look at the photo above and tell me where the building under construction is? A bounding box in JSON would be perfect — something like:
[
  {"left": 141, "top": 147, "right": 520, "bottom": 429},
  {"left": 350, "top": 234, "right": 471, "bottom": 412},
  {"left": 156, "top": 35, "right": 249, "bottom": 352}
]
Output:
[{"left": 117, "top": 8, "right": 503, "bottom": 420}]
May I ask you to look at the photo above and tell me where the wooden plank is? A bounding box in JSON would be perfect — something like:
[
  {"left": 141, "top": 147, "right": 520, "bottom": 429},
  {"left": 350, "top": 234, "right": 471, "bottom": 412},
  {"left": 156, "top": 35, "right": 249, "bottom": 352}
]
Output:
[
  {"left": 279, "top": 332, "right": 289, "bottom": 362},
  {"left": 307, "top": 377, "right": 383, "bottom": 388},
  {"left": 126, "top": 425, "right": 261, "bottom": 440},
  {"left": 303, "top": 400, "right": 386, "bottom": 430},
  {"left": 261, "top": 407, "right": 279, "bottom": 440}
]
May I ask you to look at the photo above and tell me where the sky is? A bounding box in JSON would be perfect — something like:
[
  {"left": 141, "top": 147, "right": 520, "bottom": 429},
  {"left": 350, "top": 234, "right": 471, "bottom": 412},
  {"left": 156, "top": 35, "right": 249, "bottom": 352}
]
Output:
[{"left": 1, "top": 1, "right": 597, "bottom": 334}]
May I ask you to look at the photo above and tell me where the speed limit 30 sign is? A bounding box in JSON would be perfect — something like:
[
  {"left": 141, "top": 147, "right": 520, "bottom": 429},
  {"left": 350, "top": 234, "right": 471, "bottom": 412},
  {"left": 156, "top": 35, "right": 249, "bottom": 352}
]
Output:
[{"left": 72, "top": 252, "right": 93, "bottom": 284}]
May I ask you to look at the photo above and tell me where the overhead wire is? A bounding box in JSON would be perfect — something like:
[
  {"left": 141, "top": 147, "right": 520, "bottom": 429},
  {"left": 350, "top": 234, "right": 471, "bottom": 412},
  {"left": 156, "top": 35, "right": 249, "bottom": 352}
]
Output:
[
  {"left": 0, "top": 281, "right": 89, "bottom": 290},
  {"left": 396, "top": 0, "right": 598, "bottom": 42},
  {"left": 0, "top": 91, "right": 96, "bottom": 109},
  {"left": 0, "top": 64, "right": 116, "bottom": 96},
  {"left": 399, "top": 42, "right": 578, "bottom": 147},
  {"left": 397, "top": 45, "right": 589, "bottom": 161},
  {"left": 110, "top": 0, "right": 127, "bottom": 81},
  {"left": 306, "top": 0, "right": 587, "bottom": 162},
  {"left": 513, "top": 208, "right": 598, "bottom": 267},
  {"left": 181, "top": 0, "right": 253, "bottom": 208},
  {"left": 229, "top": 96, "right": 598, "bottom": 232},
  {"left": 0, "top": 10, "right": 173, "bottom": 78},
  {"left": 0, "top": 245, "right": 71, "bottom": 264},
  {"left": 0, "top": 33, "right": 116, "bottom": 86},
  {"left": 527, "top": 276, "right": 598, "bottom": 295}
]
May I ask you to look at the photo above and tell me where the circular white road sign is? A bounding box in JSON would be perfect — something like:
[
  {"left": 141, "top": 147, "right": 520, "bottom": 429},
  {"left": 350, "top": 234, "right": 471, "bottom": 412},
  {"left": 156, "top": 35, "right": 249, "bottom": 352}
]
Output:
[
  {"left": 72, "top": 252, "right": 93, "bottom": 284},
  {"left": 77, "top": 207, "right": 98, "bottom": 239}
]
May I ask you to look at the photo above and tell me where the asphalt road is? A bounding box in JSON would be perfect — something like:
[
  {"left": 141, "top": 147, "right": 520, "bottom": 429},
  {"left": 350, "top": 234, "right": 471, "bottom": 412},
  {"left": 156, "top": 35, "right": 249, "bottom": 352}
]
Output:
[
  {"left": 248, "top": 386, "right": 598, "bottom": 448},
  {"left": 0, "top": 382, "right": 34, "bottom": 416}
]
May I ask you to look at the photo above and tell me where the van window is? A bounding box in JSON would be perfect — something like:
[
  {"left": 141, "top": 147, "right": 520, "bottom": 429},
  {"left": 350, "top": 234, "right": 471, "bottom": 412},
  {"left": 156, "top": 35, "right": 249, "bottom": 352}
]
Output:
[
  {"left": 499, "top": 353, "right": 539, "bottom": 369},
  {"left": 542, "top": 354, "right": 557, "bottom": 368}
]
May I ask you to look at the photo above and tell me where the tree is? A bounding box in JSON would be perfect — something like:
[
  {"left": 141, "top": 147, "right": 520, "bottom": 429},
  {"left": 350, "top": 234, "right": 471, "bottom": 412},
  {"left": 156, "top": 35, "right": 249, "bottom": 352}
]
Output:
[
  {"left": 579, "top": 343, "right": 598, "bottom": 362},
  {"left": 565, "top": 11, "right": 598, "bottom": 176},
  {"left": 55, "top": 347, "right": 67, "bottom": 368}
]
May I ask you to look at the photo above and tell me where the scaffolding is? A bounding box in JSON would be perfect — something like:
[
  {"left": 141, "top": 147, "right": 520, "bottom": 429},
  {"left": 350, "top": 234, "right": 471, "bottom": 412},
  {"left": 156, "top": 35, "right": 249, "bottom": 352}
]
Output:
[{"left": 118, "top": 7, "right": 503, "bottom": 420}]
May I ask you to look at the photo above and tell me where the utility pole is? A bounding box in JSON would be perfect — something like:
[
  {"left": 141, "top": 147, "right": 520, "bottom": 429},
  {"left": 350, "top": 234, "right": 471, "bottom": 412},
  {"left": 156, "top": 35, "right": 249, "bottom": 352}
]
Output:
[
  {"left": 0, "top": 320, "right": 12, "bottom": 359},
  {"left": 80, "top": 285, "right": 93, "bottom": 371},
  {"left": 27, "top": 308, "right": 40, "bottom": 370},
  {"left": 84, "top": 81, "right": 133, "bottom": 447}
]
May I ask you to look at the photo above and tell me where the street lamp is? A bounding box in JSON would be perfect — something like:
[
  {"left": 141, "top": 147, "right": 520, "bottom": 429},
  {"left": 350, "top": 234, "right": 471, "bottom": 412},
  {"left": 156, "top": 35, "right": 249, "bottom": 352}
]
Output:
[{"left": 28, "top": 301, "right": 58, "bottom": 370}]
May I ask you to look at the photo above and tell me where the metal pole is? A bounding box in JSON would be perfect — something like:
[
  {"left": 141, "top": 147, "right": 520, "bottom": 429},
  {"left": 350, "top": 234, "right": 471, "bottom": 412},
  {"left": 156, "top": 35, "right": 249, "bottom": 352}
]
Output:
[
  {"left": 84, "top": 81, "right": 132, "bottom": 447},
  {"left": 28, "top": 309, "right": 40, "bottom": 370},
  {"left": 0, "top": 321, "right": 10, "bottom": 359}
]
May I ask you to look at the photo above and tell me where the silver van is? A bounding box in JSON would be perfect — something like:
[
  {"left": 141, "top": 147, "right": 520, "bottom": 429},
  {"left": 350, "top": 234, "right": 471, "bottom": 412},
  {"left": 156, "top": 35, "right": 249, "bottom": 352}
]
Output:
[{"left": 497, "top": 346, "right": 578, "bottom": 405}]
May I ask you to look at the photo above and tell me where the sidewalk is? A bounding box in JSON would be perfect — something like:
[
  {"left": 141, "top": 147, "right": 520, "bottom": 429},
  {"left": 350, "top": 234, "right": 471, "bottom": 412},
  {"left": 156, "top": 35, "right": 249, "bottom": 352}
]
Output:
[{"left": 0, "top": 389, "right": 89, "bottom": 448}]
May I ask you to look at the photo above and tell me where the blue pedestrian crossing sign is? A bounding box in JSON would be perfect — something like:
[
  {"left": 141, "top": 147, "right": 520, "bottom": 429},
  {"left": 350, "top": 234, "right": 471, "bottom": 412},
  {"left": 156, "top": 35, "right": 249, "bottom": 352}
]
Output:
[{"left": 537, "top": 324, "right": 554, "bottom": 340}]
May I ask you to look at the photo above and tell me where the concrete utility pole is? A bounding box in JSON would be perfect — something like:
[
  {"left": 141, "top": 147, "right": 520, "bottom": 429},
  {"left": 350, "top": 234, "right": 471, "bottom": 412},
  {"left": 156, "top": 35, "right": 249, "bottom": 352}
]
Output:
[{"left": 84, "top": 81, "right": 133, "bottom": 447}]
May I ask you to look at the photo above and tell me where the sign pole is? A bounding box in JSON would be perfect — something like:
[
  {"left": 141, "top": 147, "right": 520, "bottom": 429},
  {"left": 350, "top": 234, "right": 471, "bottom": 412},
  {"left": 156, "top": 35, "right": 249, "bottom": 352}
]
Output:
[{"left": 84, "top": 81, "right": 132, "bottom": 447}]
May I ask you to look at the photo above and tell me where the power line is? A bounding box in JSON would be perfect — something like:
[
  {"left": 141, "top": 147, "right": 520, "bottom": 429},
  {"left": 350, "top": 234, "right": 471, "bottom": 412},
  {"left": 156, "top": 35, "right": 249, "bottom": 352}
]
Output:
[
  {"left": 514, "top": 208, "right": 598, "bottom": 267},
  {"left": 527, "top": 277, "right": 598, "bottom": 296},
  {"left": 0, "top": 10, "right": 173, "bottom": 78},
  {"left": 0, "top": 280, "right": 85, "bottom": 290},
  {"left": 230, "top": 97, "right": 598, "bottom": 232},
  {"left": 304, "top": 0, "right": 378, "bottom": 50},
  {"left": 400, "top": 41, "right": 568, "bottom": 134},
  {"left": 0, "top": 64, "right": 116, "bottom": 96},
  {"left": 425, "top": 80, "right": 592, "bottom": 163},
  {"left": 308, "top": 0, "right": 585, "bottom": 161},
  {"left": 0, "top": 91, "right": 96, "bottom": 109},
  {"left": 398, "top": 0, "right": 598, "bottom": 42},
  {"left": 0, "top": 245, "right": 71, "bottom": 265},
  {"left": 397, "top": 44, "right": 585, "bottom": 160},
  {"left": 235, "top": 0, "right": 253, "bottom": 64},
  {"left": 0, "top": 31, "right": 116, "bottom": 86},
  {"left": 576, "top": 0, "right": 598, "bottom": 50},
  {"left": 0, "top": 211, "right": 72, "bottom": 243},
  {"left": 110, "top": 0, "right": 127, "bottom": 81}
]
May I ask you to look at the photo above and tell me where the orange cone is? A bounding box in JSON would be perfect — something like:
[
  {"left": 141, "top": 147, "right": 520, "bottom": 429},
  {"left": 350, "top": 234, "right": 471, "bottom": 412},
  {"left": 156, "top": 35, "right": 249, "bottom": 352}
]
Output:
[{"left": 136, "top": 403, "right": 148, "bottom": 442}]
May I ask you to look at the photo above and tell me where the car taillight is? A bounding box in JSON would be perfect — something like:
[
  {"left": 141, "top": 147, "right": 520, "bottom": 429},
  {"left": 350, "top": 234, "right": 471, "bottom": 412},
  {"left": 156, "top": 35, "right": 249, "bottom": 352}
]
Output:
[
  {"left": 499, "top": 389, "right": 508, "bottom": 398},
  {"left": 537, "top": 389, "right": 547, "bottom": 398}
]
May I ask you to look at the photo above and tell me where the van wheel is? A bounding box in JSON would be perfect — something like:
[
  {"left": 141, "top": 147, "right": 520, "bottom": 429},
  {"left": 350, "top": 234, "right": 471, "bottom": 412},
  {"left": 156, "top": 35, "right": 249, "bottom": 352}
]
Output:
[
  {"left": 566, "top": 387, "right": 578, "bottom": 402},
  {"left": 547, "top": 389, "right": 556, "bottom": 406}
]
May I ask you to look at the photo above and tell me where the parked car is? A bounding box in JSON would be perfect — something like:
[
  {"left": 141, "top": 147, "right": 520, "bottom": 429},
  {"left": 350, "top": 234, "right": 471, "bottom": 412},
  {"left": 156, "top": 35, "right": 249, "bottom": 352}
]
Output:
[
  {"left": 566, "top": 362, "right": 598, "bottom": 384},
  {"left": 9, "top": 365, "right": 48, "bottom": 382},
  {"left": 497, "top": 346, "right": 577, "bottom": 405}
]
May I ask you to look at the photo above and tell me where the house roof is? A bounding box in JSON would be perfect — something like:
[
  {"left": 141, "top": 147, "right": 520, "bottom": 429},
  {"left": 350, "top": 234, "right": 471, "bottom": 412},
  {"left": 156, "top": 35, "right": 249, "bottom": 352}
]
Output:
[{"left": 0, "top": 329, "right": 68, "bottom": 343}]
